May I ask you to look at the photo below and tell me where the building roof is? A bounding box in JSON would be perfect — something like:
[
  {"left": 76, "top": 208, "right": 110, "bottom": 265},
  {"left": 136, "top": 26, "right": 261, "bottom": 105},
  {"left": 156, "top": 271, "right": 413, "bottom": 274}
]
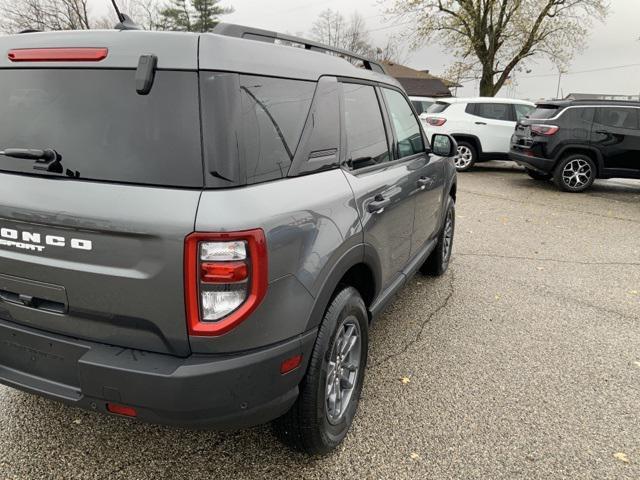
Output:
[{"left": 382, "top": 61, "right": 453, "bottom": 97}]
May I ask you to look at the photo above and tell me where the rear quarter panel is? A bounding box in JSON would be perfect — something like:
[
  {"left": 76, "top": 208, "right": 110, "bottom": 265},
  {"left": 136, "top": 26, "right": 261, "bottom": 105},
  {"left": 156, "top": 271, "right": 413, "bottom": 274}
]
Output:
[{"left": 192, "top": 169, "right": 361, "bottom": 353}]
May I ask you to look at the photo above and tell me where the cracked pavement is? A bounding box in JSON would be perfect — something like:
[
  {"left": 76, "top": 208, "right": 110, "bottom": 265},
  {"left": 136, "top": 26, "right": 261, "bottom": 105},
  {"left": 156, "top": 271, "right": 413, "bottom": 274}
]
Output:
[{"left": 0, "top": 162, "right": 639, "bottom": 479}]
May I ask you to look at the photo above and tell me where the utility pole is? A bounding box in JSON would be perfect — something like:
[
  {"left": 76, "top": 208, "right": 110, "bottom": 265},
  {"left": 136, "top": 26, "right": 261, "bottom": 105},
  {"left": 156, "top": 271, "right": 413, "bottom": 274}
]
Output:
[{"left": 555, "top": 67, "right": 563, "bottom": 99}]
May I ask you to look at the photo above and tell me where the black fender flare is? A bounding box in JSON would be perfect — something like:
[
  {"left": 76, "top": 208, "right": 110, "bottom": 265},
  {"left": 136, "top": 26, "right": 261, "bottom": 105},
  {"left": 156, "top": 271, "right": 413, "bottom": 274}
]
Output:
[
  {"left": 450, "top": 133, "right": 483, "bottom": 154},
  {"left": 304, "top": 243, "right": 382, "bottom": 331},
  {"left": 553, "top": 145, "right": 604, "bottom": 175}
]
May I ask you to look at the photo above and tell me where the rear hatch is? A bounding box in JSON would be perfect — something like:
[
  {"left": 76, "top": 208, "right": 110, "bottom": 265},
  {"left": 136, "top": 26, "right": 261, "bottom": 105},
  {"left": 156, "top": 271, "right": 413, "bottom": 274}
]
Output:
[
  {"left": 0, "top": 32, "right": 202, "bottom": 356},
  {"left": 513, "top": 103, "right": 563, "bottom": 148}
]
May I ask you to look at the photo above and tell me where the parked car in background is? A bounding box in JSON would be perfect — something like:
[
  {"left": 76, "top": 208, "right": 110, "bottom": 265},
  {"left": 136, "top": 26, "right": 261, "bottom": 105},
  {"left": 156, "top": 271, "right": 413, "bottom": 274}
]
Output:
[
  {"left": 424, "top": 97, "right": 535, "bottom": 171},
  {"left": 410, "top": 95, "right": 436, "bottom": 117},
  {"left": 510, "top": 99, "right": 640, "bottom": 192},
  {"left": 0, "top": 24, "right": 458, "bottom": 455}
]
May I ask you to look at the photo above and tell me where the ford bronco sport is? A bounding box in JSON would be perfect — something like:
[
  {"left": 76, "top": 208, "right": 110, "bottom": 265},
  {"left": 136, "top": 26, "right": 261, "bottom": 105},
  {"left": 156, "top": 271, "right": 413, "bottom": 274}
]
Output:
[{"left": 0, "top": 23, "right": 457, "bottom": 454}]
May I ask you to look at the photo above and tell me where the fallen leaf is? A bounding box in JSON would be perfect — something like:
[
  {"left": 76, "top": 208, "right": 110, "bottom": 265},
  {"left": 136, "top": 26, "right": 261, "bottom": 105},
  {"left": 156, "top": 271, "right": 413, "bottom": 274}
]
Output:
[
  {"left": 633, "top": 361, "right": 640, "bottom": 368},
  {"left": 494, "top": 294, "right": 500, "bottom": 300},
  {"left": 73, "top": 419, "right": 82, "bottom": 425},
  {"left": 629, "top": 290, "right": 638, "bottom": 295},
  {"left": 410, "top": 452, "right": 421, "bottom": 461},
  {"left": 614, "top": 452, "right": 630, "bottom": 463},
  {"left": 400, "top": 376, "right": 411, "bottom": 385},
  {"left": 536, "top": 266, "right": 545, "bottom": 271}
]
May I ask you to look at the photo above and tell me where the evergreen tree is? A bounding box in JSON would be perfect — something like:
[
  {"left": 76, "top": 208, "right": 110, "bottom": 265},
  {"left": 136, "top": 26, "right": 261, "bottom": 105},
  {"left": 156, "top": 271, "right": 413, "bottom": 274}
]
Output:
[{"left": 159, "top": 0, "right": 232, "bottom": 32}]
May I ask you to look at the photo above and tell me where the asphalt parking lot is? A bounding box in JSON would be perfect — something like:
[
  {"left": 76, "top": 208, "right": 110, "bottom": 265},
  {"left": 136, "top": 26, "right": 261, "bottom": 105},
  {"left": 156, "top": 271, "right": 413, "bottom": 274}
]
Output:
[{"left": 1, "top": 162, "right": 638, "bottom": 480}]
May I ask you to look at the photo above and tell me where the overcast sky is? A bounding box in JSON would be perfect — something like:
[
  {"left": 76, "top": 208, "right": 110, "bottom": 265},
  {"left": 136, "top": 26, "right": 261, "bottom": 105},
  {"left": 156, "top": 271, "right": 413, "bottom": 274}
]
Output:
[{"left": 102, "top": 0, "right": 640, "bottom": 100}]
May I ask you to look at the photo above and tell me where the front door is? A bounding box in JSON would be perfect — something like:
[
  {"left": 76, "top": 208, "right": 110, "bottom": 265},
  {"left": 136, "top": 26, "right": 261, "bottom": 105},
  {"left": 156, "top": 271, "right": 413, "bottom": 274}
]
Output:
[
  {"left": 339, "top": 82, "right": 415, "bottom": 291},
  {"left": 380, "top": 87, "right": 445, "bottom": 254},
  {"left": 591, "top": 107, "right": 640, "bottom": 175}
]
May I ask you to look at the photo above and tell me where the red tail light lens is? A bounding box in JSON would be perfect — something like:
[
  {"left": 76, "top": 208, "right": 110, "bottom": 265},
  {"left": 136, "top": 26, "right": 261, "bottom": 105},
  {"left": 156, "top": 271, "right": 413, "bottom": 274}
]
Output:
[
  {"left": 280, "top": 354, "right": 303, "bottom": 374},
  {"left": 427, "top": 117, "right": 447, "bottom": 126},
  {"left": 184, "top": 229, "right": 268, "bottom": 336},
  {"left": 8, "top": 48, "right": 108, "bottom": 62},
  {"left": 531, "top": 124, "right": 559, "bottom": 136}
]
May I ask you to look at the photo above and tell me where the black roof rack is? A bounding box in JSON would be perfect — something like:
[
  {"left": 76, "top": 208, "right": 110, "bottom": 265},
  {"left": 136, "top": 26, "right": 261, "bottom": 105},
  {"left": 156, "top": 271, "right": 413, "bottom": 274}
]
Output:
[{"left": 213, "top": 23, "right": 387, "bottom": 75}]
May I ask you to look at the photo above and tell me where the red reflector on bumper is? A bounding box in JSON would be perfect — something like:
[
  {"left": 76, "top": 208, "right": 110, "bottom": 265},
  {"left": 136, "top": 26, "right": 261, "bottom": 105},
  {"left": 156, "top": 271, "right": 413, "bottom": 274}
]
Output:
[
  {"left": 280, "top": 354, "right": 303, "bottom": 374},
  {"left": 106, "top": 402, "right": 137, "bottom": 417},
  {"left": 8, "top": 47, "right": 108, "bottom": 62}
]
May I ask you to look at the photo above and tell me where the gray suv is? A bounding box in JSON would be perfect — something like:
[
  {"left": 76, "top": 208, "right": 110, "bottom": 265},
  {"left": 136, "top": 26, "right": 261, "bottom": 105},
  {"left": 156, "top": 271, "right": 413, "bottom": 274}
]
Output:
[{"left": 0, "top": 23, "right": 457, "bottom": 454}]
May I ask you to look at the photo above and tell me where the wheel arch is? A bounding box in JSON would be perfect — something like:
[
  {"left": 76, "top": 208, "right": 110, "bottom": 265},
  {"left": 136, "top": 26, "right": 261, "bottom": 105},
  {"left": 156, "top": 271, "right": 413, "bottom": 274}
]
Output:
[
  {"left": 450, "top": 133, "right": 482, "bottom": 154},
  {"left": 304, "top": 244, "right": 381, "bottom": 331},
  {"left": 554, "top": 145, "right": 604, "bottom": 176}
]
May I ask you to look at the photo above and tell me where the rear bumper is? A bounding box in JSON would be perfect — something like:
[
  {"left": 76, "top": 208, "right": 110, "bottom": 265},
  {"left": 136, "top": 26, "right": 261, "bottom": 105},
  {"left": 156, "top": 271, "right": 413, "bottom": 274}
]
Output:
[
  {"left": 509, "top": 150, "right": 556, "bottom": 174},
  {"left": 0, "top": 318, "right": 316, "bottom": 429}
]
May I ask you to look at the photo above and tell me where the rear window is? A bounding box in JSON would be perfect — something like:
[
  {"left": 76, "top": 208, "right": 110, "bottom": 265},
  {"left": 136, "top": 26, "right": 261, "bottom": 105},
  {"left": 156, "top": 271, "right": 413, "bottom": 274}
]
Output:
[
  {"left": 411, "top": 100, "right": 434, "bottom": 115},
  {"left": 427, "top": 102, "right": 451, "bottom": 114},
  {"left": 530, "top": 105, "right": 561, "bottom": 119},
  {"left": 0, "top": 69, "right": 203, "bottom": 187}
]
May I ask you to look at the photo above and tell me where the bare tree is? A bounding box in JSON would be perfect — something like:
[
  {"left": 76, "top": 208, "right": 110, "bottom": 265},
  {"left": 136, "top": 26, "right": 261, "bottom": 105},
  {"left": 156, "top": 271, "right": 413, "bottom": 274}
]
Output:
[
  {"left": 389, "top": 0, "right": 609, "bottom": 96},
  {"left": 311, "top": 8, "right": 405, "bottom": 62},
  {"left": 0, "top": 0, "right": 92, "bottom": 32}
]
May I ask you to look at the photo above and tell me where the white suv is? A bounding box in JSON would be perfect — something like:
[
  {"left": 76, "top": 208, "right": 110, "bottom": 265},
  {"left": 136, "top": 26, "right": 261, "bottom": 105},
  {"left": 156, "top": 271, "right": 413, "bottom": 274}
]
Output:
[{"left": 423, "top": 97, "right": 535, "bottom": 171}]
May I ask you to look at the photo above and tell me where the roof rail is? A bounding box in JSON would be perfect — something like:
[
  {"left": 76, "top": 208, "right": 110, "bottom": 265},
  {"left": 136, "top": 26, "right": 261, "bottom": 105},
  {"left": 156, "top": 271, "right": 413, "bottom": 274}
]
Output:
[{"left": 212, "top": 23, "right": 387, "bottom": 75}]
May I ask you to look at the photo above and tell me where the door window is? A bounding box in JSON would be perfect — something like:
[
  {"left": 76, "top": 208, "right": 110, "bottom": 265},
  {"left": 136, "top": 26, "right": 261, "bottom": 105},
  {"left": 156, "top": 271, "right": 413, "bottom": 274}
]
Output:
[
  {"left": 472, "top": 103, "right": 512, "bottom": 121},
  {"left": 382, "top": 88, "right": 425, "bottom": 158},
  {"left": 595, "top": 107, "right": 639, "bottom": 129},
  {"left": 342, "top": 83, "right": 390, "bottom": 169}
]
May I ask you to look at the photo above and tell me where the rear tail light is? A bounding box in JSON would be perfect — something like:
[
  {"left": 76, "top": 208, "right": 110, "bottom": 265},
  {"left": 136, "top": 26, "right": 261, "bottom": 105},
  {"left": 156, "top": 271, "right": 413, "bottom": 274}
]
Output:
[
  {"left": 427, "top": 117, "right": 447, "bottom": 126},
  {"left": 8, "top": 47, "right": 108, "bottom": 62},
  {"left": 184, "top": 230, "right": 268, "bottom": 336},
  {"left": 531, "top": 124, "right": 559, "bottom": 136}
]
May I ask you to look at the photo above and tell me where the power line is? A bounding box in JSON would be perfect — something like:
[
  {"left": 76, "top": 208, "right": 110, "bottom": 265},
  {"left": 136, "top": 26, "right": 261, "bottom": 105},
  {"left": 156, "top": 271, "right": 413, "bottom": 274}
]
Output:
[{"left": 524, "top": 63, "right": 640, "bottom": 78}]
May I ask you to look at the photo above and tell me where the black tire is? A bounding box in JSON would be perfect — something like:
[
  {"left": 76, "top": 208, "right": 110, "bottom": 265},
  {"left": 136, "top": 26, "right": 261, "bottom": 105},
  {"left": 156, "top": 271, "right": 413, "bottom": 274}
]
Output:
[
  {"left": 420, "top": 196, "right": 455, "bottom": 276},
  {"left": 525, "top": 168, "right": 552, "bottom": 181},
  {"left": 453, "top": 141, "right": 477, "bottom": 172},
  {"left": 273, "top": 286, "right": 368, "bottom": 455},
  {"left": 553, "top": 154, "right": 596, "bottom": 192}
]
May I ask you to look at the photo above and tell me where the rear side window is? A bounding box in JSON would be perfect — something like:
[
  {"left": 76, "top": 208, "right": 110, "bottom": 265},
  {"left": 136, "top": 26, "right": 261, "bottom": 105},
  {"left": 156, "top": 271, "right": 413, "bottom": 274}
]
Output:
[
  {"left": 383, "top": 89, "right": 425, "bottom": 158},
  {"left": 472, "top": 103, "right": 512, "bottom": 121},
  {"left": 427, "top": 102, "right": 450, "bottom": 114},
  {"left": 0, "top": 69, "right": 203, "bottom": 187},
  {"left": 514, "top": 104, "right": 534, "bottom": 121},
  {"left": 411, "top": 100, "right": 434, "bottom": 115},
  {"left": 594, "top": 107, "right": 639, "bottom": 129},
  {"left": 342, "top": 83, "right": 389, "bottom": 169},
  {"left": 530, "top": 106, "right": 561, "bottom": 119},
  {"left": 200, "top": 73, "right": 316, "bottom": 186}
]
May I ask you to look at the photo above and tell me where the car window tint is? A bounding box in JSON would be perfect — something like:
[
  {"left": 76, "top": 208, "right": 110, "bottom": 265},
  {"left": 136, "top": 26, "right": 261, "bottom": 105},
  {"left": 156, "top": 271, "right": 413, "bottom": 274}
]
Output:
[
  {"left": 474, "top": 103, "right": 512, "bottom": 121},
  {"left": 427, "top": 102, "right": 450, "bottom": 114},
  {"left": 383, "top": 88, "right": 425, "bottom": 158},
  {"left": 411, "top": 100, "right": 434, "bottom": 115},
  {"left": 530, "top": 106, "right": 560, "bottom": 119},
  {"left": 0, "top": 69, "right": 203, "bottom": 187},
  {"left": 342, "top": 83, "right": 389, "bottom": 169},
  {"left": 514, "top": 104, "right": 534, "bottom": 121},
  {"left": 595, "top": 107, "right": 639, "bottom": 130},
  {"left": 200, "top": 73, "right": 316, "bottom": 186}
]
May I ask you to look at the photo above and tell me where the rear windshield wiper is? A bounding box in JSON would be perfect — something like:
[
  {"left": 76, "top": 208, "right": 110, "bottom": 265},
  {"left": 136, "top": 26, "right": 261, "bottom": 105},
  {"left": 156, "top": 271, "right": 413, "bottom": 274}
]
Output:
[{"left": 0, "top": 148, "right": 64, "bottom": 174}]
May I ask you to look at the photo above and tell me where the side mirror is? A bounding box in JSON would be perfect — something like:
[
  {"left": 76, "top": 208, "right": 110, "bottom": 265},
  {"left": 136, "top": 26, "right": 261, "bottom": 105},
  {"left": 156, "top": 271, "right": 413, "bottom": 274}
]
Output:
[{"left": 431, "top": 134, "right": 457, "bottom": 157}]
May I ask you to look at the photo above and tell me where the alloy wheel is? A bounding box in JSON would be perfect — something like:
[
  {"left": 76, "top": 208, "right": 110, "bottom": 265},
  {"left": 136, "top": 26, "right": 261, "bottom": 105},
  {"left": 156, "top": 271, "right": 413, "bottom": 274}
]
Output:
[
  {"left": 562, "top": 158, "right": 592, "bottom": 189},
  {"left": 454, "top": 145, "right": 473, "bottom": 169},
  {"left": 326, "top": 318, "right": 361, "bottom": 424},
  {"left": 442, "top": 208, "right": 454, "bottom": 265}
]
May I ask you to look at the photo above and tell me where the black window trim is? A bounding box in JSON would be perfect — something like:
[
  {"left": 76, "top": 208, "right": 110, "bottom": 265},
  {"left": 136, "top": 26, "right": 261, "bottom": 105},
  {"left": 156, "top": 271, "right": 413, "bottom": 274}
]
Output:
[{"left": 378, "top": 85, "right": 429, "bottom": 162}]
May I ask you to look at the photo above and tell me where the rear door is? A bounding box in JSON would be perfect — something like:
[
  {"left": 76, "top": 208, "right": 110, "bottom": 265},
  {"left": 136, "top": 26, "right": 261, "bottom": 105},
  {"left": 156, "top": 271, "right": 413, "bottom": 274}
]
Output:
[
  {"left": 339, "top": 81, "right": 415, "bottom": 291},
  {"left": 468, "top": 102, "right": 516, "bottom": 153},
  {"left": 381, "top": 87, "right": 444, "bottom": 253},
  {"left": 591, "top": 107, "right": 640, "bottom": 175},
  {"left": 0, "top": 67, "right": 203, "bottom": 356}
]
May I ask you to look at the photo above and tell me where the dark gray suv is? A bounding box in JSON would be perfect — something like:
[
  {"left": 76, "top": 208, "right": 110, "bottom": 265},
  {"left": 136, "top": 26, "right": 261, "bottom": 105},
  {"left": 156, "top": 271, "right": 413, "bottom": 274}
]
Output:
[{"left": 0, "top": 24, "right": 457, "bottom": 454}]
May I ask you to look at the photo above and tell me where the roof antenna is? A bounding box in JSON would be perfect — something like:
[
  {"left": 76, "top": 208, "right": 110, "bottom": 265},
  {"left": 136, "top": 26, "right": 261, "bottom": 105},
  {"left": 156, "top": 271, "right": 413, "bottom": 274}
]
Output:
[{"left": 110, "top": 0, "right": 141, "bottom": 30}]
